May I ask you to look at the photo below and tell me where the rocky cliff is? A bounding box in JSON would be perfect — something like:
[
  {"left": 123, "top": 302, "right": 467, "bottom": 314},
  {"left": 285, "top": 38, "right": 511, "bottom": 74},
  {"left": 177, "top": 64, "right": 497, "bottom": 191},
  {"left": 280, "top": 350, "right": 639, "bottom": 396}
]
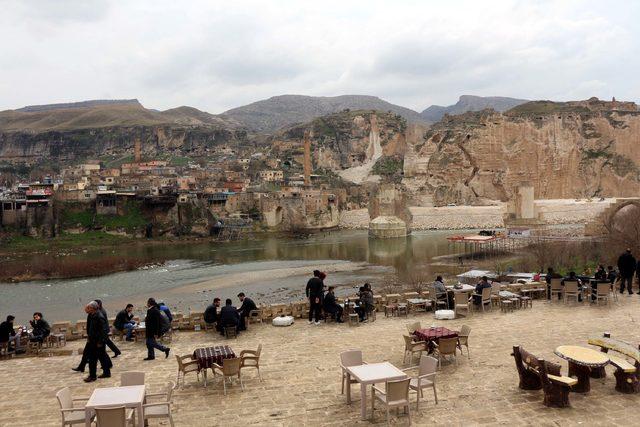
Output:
[
  {"left": 404, "top": 98, "right": 640, "bottom": 205},
  {"left": 272, "top": 109, "right": 423, "bottom": 185},
  {"left": 420, "top": 95, "right": 528, "bottom": 123},
  {"left": 0, "top": 102, "right": 246, "bottom": 163}
]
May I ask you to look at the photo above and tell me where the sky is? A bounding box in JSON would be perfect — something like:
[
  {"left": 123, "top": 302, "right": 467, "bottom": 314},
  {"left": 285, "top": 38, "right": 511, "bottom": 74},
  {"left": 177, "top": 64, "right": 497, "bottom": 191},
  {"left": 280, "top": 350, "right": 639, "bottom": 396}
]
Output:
[{"left": 1, "top": 0, "right": 639, "bottom": 113}]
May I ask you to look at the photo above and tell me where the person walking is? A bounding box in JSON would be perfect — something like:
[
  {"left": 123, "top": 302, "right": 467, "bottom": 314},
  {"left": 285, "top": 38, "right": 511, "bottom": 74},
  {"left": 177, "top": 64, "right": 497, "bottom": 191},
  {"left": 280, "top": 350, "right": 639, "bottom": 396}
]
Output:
[
  {"left": 83, "top": 301, "right": 112, "bottom": 382},
  {"left": 306, "top": 270, "right": 324, "bottom": 325},
  {"left": 95, "top": 299, "right": 121, "bottom": 358},
  {"left": 143, "top": 298, "right": 170, "bottom": 361},
  {"left": 617, "top": 249, "right": 636, "bottom": 295}
]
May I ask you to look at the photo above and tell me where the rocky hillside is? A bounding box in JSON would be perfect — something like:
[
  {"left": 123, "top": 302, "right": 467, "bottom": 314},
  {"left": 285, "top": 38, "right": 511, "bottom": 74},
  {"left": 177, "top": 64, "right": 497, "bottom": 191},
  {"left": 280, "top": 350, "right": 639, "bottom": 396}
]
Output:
[
  {"left": 404, "top": 98, "right": 640, "bottom": 205},
  {"left": 420, "top": 95, "right": 528, "bottom": 123},
  {"left": 271, "top": 110, "right": 426, "bottom": 186},
  {"left": 221, "top": 94, "right": 427, "bottom": 133},
  {"left": 0, "top": 101, "right": 245, "bottom": 164}
]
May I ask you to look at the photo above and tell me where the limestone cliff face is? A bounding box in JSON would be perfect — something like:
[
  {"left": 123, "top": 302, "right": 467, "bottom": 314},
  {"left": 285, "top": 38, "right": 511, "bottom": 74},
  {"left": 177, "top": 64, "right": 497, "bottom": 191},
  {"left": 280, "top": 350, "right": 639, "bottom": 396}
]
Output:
[
  {"left": 404, "top": 103, "right": 640, "bottom": 205},
  {"left": 274, "top": 110, "right": 419, "bottom": 184},
  {"left": 0, "top": 125, "right": 247, "bottom": 163}
]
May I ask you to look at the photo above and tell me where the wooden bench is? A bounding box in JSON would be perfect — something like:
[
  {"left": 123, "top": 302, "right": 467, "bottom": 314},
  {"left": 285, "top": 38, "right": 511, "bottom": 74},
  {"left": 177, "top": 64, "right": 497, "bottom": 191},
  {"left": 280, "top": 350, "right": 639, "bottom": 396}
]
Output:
[
  {"left": 588, "top": 333, "right": 640, "bottom": 394},
  {"left": 512, "top": 345, "right": 576, "bottom": 407}
]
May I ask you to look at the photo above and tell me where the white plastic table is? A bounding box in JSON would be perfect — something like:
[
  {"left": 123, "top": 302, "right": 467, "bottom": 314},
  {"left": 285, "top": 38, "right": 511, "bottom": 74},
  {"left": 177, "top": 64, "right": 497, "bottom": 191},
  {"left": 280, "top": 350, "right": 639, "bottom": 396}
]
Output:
[
  {"left": 345, "top": 362, "right": 407, "bottom": 420},
  {"left": 85, "top": 385, "right": 145, "bottom": 426}
]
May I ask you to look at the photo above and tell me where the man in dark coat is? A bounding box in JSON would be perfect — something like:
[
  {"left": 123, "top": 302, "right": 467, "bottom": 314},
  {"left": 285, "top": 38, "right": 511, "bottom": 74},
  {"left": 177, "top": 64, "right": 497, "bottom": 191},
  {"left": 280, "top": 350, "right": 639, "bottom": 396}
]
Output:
[
  {"left": 306, "top": 270, "right": 325, "bottom": 325},
  {"left": 114, "top": 304, "right": 136, "bottom": 341},
  {"left": 0, "top": 315, "right": 22, "bottom": 352},
  {"left": 237, "top": 293, "right": 257, "bottom": 331},
  {"left": 84, "top": 301, "right": 112, "bottom": 382},
  {"left": 204, "top": 298, "right": 221, "bottom": 328},
  {"left": 218, "top": 299, "right": 240, "bottom": 335},
  {"left": 144, "top": 298, "right": 170, "bottom": 361},
  {"left": 95, "top": 299, "right": 121, "bottom": 357},
  {"left": 617, "top": 249, "right": 636, "bottom": 294},
  {"left": 29, "top": 312, "right": 50, "bottom": 343},
  {"left": 323, "top": 286, "right": 343, "bottom": 322}
]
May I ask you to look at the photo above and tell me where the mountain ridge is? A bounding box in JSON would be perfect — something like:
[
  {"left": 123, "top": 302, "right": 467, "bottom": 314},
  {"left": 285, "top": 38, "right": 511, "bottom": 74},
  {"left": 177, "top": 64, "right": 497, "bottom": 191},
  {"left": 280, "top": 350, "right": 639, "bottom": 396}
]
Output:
[{"left": 421, "top": 95, "right": 529, "bottom": 123}]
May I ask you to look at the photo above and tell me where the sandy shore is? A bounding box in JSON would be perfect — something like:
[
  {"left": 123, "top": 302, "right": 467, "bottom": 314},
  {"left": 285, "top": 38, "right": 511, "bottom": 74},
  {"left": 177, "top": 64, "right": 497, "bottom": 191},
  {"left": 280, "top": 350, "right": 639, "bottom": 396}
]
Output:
[{"left": 167, "top": 261, "right": 370, "bottom": 294}]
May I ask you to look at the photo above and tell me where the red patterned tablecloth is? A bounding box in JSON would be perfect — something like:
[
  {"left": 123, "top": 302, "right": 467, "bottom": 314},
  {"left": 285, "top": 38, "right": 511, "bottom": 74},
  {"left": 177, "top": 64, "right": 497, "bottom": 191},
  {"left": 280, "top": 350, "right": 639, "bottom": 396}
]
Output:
[
  {"left": 414, "top": 327, "right": 458, "bottom": 343},
  {"left": 193, "top": 345, "right": 235, "bottom": 371}
]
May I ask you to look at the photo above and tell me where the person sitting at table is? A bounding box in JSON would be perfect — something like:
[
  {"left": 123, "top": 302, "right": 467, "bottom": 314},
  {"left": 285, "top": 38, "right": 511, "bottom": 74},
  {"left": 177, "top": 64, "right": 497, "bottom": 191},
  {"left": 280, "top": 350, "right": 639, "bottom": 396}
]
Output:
[
  {"left": 204, "top": 297, "right": 221, "bottom": 329},
  {"left": 594, "top": 265, "right": 607, "bottom": 281},
  {"left": 29, "top": 312, "right": 50, "bottom": 343},
  {"left": 114, "top": 304, "right": 136, "bottom": 342},
  {"left": 472, "top": 276, "right": 492, "bottom": 305},
  {"left": 158, "top": 301, "right": 173, "bottom": 322},
  {"left": 356, "top": 286, "right": 371, "bottom": 321},
  {"left": 323, "top": 286, "right": 344, "bottom": 323},
  {"left": 237, "top": 292, "right": 258, "bottom": 331},
  {"left": 433, "top": 275, "right": 448, "bottom": 300},
  {"left": 218, "top": 299, "right": 240, "bottom": 336},
  {"left": 562, "top": 271, "right": 583, "bottom": 302},
  {"left": 607, "top": 266, "right": 618, "bottom": 285},
  {"left": 0, "top": 315, "right": 22, "bottom": 353}
]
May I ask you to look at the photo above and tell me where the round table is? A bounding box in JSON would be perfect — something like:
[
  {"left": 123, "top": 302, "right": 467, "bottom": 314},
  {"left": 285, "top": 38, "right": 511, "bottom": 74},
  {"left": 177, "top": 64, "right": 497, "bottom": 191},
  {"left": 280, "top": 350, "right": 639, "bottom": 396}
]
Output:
[{"left": 554, "top": 345, "right": 609, "bottom": 393}]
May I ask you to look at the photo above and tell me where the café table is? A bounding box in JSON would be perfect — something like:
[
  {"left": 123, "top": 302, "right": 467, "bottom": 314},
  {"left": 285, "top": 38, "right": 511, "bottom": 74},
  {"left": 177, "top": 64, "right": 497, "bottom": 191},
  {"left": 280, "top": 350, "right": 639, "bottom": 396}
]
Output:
[
  {"left": 193, "top": 345, "right": 236, "bottom": 386},
  {"left": 407, "top": 298, "right": 430, "bottom": 312},
  {"left": 554, "top": 345, "right": 609, "bottom": 393},
  {"left": 84, "top": 385, "right": 145, "bottom": 426},
  {"left": 446, "top": 284, "right": 476, "bottom": 293},
  {"left": 345, "top": 362, "right": 407, "bottom": 420},
  {"left": 414, "top": 327, "right": 459, "bottom": 352}
]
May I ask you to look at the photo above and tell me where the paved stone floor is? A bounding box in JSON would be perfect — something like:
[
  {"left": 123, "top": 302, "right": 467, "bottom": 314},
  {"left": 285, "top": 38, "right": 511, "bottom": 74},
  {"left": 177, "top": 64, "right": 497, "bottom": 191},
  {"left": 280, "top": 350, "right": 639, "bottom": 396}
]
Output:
[{"left": 2, "top": 295, "right": 640, "bottom": 426}]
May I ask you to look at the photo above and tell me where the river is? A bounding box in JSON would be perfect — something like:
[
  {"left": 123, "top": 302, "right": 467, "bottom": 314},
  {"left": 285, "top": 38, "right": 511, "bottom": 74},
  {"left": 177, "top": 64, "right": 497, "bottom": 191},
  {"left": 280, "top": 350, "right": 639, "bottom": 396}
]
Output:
[{"left": 0, "top": 230, "right": 469, "bottom": 323}]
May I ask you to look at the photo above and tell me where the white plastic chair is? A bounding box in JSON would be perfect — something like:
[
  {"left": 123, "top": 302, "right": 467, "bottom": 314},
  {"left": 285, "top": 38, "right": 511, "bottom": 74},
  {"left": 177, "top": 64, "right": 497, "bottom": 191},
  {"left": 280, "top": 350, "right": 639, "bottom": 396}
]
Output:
[
  {"left": 405, "top": 354, "right": 438, "bottom": 410},
  {"left": 120, "top": 371, "right": 145, "bottom": 387},
  {"left": 372, "top": 378, "right": 412, "bottom": 425},
  {"left": 56, "top": 387, "right": 93, "bottom": 426},
  {"left": 143, "top": 381, "right": 175, "bottom": 427}
]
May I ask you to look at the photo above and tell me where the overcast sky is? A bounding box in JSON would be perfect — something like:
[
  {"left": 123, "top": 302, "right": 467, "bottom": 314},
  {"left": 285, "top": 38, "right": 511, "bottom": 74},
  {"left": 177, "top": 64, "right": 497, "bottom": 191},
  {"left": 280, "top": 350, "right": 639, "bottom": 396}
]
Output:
[{"left": 1, "top": 0, "right": 638, "bottom": 113}]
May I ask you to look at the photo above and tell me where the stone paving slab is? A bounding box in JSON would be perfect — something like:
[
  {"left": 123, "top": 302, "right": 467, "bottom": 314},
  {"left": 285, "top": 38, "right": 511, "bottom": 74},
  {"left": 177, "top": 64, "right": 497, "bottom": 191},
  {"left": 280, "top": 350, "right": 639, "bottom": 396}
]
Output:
[{"left": 1, "top": 295, "right": 639, "bottom": 426}]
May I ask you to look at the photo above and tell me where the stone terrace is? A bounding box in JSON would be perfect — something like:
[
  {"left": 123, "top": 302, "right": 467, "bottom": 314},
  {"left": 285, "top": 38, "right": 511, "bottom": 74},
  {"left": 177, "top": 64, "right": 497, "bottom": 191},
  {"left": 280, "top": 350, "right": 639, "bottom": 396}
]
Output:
[{"left": 2, "top": 296, "right": 640, "bottom": 426}]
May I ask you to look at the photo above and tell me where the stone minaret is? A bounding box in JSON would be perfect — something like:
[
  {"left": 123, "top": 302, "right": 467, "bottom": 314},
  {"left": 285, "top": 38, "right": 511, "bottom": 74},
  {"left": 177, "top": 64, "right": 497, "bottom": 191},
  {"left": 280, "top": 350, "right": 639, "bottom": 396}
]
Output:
[
  {"left": 303, "top": 130, "right": 311, "bottom": 186},
  {"left": 134, "top": 138, "right": 141, "bottom": 163}
]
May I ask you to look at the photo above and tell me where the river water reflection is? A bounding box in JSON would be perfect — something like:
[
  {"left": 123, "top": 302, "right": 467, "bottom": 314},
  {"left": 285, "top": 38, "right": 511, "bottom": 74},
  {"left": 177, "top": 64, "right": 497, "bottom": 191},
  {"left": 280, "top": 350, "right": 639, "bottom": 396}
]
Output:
[{"left": 0, "top": 230, "right": 469, "bottom": 322}]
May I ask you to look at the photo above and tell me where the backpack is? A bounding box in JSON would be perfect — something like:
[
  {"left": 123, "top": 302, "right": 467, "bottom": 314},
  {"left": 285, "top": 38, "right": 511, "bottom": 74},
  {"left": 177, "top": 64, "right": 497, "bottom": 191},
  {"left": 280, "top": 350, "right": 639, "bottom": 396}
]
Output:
[{"left": 158, "top": 310, "right": 171, "bottom": 335}]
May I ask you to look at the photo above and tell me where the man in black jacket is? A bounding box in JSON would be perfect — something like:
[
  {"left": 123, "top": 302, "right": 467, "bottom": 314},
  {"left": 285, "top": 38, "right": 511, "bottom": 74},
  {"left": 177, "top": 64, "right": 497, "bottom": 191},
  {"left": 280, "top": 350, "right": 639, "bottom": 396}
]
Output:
[
  {"left": 237, "top": 293, "right": 257, "bottom": 331},
  {"left": 114, "top": 304, "right": 136, "bottom": 341},
  {"left": 84, "top": 301, "right": 112, "bottom": 382},
  {"left": 204, "top": 298, "right": 221, "bottom": 329},
  {"left": 95, "top": 299, "right": 121, "bottom": 357},
  {"left": 323, "top": 286, "right": 343, "bottom": 322},
  {"left": 617, "top": 249, "right": 636, "bottom": 295},
  {"left": 218, "top": 299, "right": 240, "bottom": 336},
  {"left": 144, "top": 298, "right": 170, "bottom": 361},
  {"left": 29, "top": 312, "right": 50, "bottom": 343},
  {"left": 306, "top": 270, "right": 325, "bottom": 325},
  {"left": 0, "top": 315, "right": 22, "bottom": 352}
]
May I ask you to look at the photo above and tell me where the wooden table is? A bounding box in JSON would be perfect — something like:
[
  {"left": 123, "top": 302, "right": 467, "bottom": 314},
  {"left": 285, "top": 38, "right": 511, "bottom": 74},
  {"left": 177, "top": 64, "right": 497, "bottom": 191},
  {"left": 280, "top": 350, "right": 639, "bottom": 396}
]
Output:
[
  {"left": 85, "top": 385, "right": 145, "bottom": 426},
  {"left": 554, "top": 345, "right": 609, "bottom": 393},
  {"left": 345, "top": 362, "right": 407, "bottom": 420}
]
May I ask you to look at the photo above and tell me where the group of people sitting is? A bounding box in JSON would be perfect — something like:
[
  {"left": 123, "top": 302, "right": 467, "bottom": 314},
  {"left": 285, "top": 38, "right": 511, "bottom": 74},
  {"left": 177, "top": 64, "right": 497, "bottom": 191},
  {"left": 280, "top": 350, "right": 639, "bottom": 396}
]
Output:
[
  {"left": 306, "top": 270, "right": 375, "bottom": 324},
  {"left": 0, "top": 312, "right": 51, "bottom": 354},
  {"left": 203, "top": 292, "right": 257, "bottom": 335}
]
